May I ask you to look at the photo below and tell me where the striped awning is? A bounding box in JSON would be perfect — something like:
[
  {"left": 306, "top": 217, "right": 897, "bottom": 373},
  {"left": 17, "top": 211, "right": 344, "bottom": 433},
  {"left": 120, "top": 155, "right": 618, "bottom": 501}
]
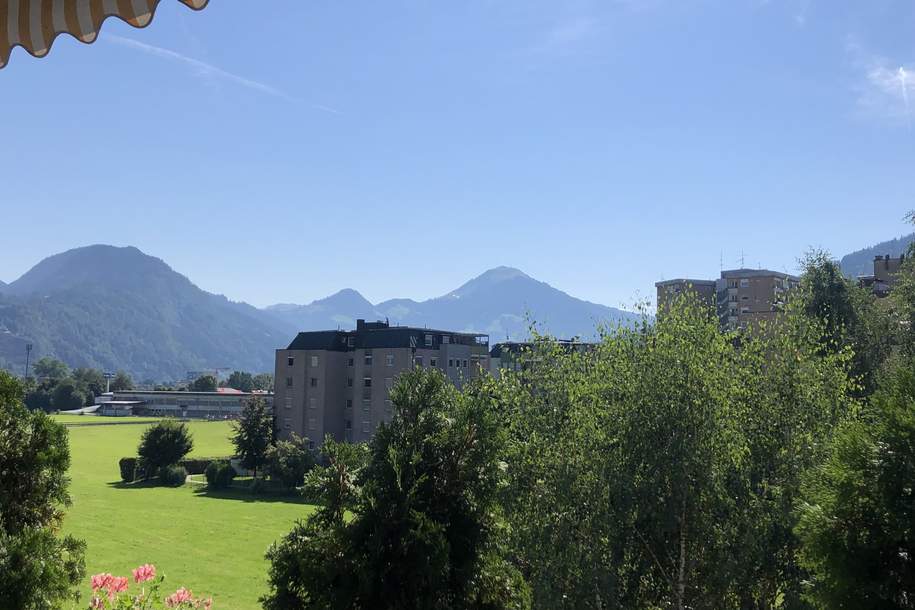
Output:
[{"left": 1, "top": 0, "right": 209, "bottom": 69}]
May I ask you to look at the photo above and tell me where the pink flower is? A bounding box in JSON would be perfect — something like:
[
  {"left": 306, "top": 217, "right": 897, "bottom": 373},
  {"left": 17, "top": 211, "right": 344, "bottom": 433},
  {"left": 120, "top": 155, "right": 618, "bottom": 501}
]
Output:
[
  {"left": 104, "top": 576, "right": 129, "bottom": 601},
  {"left": 204, "top": 598, "right": 213, "bottom": 609},
  {"left": 90, "top": 573, "right": 113, "bottom": 592},
  {"left": 132, "top": 563, "right": 156, "bottom": 583},
  {"left": 166, "top": 587, "right": 194, "bottom": 607}
]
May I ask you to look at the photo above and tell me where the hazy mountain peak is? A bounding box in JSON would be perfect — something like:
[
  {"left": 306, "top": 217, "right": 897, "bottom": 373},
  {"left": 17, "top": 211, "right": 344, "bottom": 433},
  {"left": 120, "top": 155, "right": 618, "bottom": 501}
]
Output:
[
  {"left": 447, "top": 266, "right": 532, "bottom": 298},
  {"left": 6, "top": 244, "right": 178, "bottom": 296}
]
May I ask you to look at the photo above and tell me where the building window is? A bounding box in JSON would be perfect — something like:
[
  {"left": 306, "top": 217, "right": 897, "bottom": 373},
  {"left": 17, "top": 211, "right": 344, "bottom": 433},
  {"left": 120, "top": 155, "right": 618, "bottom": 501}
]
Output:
[
  {"left": 286, "top": 377, "right": 293, "bottom": 388},
  {"left": 346, "top": 399, "right": 353, "bottom": 409},
  {"left": 739, "top": 279, "right": 749, "bottom": 288},
  {"left": 347, "top": 336, "right": 355, "bottom": 347},
  {"left": 310, "top": 377, "right": 318, "bottom": 388},
  {"left": 309, "top": 397, "right": 317, "bottom": 409},
  {"left": 283, "top": 418, "right": 292, "bottom": 430},
  {"left": 311, "top": 355, "right": 319, "bottom": 367},
  {"left": 284, "top": 397, "right": 293, "bottom": 409},
  {"left": 385, "top": 399, "right": 393, "bottom": 412},
  {"left": 308, "top": 417, "right": 317, "bottom": 431},
  {"left": 362, "top": 399, "right": 371, "bottom": 412},
  {"left": 287, "top": 356, "right": 295, "bottom": 367},
  {"left": 741, "top": 295, "right": 749, "bottom": 301},
  {"left": 364, "top": 350, "right": 373, "bottom": 366},
  {"left": 740, "top": 307, "right": 750, "bottom": 314},
  {"left": 442, "top": 335, "right": 450, "bottom": 344},
  {"left": 384, "top": 377, "right": 393, "bottom": 390},
  {"left": 308, "top": 441, "right": 316, "bottom": 450},
  {"left": 385, "top": 353, "right": 394, "bottom": 366},
  {"left": 414, "top": 356, "right": 423, "bottom": 367},
  {"left": 345, "top": 419, "right": 352, "bottom": 430},
  {"left": 463, "top": 360, "right": 468, "bottom": 368},
  {"left": 364, "top": 377, "right": 372, "bottom": 388},
  {"left": 348, "top": 358, "right": 354, "bottom": 367},
  {"left": 362, "top": 420, "right": 370, "bottom": 433},
  {"left": 347, "top": 377, "right": 353, "bottom": 387},
  {"left": 430, "top": 358, "right": 437, "bottom": 367},
  {"left": 425, "top": 334, "right": 433, "bottom": 347}
]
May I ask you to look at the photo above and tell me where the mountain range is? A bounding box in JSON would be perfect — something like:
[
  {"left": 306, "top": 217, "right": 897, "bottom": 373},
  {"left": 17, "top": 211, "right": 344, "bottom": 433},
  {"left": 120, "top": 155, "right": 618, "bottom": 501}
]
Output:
[{"left": 0, "top": 245, "right": 638, "bottom": 381}]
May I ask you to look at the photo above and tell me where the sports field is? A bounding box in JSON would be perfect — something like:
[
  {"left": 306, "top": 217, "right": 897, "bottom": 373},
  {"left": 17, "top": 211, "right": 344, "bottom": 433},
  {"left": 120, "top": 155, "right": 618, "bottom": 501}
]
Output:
[{"left": 56, "top": 416, "right": 316, "bottom": 609}]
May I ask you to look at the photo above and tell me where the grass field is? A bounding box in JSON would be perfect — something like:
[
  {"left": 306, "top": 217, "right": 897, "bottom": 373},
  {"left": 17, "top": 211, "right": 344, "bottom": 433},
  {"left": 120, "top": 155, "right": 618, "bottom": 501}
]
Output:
[{"left": 59, "top": 418, "right": 316, "bottom": 609}]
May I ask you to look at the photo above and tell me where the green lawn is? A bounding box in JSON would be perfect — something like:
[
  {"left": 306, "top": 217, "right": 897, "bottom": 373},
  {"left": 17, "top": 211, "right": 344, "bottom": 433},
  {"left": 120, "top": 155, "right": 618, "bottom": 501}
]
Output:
[{"left": 61, "top": 420, "right": 316, "bottom": 609}]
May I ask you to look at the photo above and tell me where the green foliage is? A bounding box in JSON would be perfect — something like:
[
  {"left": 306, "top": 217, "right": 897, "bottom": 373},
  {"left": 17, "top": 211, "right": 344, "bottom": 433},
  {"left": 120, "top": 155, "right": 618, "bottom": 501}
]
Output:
[
  {"left": 118, "top": 457, "right": 137, "bottom": 483},
  {"left": 796, "top": 249, "right": 895, "bottom": 396},
  {"left": 189, "top": 375, "right": 217, "bottom": 392},
  {"left": 33, "top": 356, "right": 68, "bottom": 380},
  {"left": 51, "top": 378, "right": 89, "bottom": 410},
  {"left": 796, "top": 357, "right": 915, "bottom": 608},
  {"left": 265, "top": 434, "right": 315, "bottom": 490},
  {"left": 0, "top": 370, "right": 85, "bottom": 609},
  {"left": 159, "top": 464, "right": 188, "bottom": 486},
  {"left": 205, "top": 460, "right": 236, "bottom": 489},
  {"left": 137, "top": 420, "right": 194, "bottom": 480},
  {"left": 253, "top": 373, "right": 274, "bottom": 391},
  {"left": 72, "top": 367, "right": 106, "bottom": 397},
  {"left": 232, "top": 397, "right": 274, "bottom": 478},
  {"left": 225, "top": 370, "right": 255, "bottom": 392},
  {"left": 109, "top": 371, "right": 133, "bottom": 392},
  {"left": 496, "top": 294, "right": 854, "bottom": 610},
  {"left": 262, "top": 369, "right": 530, "bottom": 610}
]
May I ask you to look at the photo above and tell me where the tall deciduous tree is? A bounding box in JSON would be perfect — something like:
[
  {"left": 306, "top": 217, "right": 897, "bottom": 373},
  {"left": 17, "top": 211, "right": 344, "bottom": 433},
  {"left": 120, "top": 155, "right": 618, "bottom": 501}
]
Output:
[
  {"left": 497, "top": 293, "right": 854, "bottom": 609},
  {"left": 0, "top": 370, "right": 85, "bottom": 609},
  {"left": 189, "top": 375, "right": 217, "bottom": 392},
  {"left": 262, "top": 369, "right": 531, "bottom": 610},
  {"left": 32, "top": 357, "right": 68, "bottom": 380},
  {"left": 253, "top": 373, "right": 274, "bottom": 391},
  {"left": 232, "top": 397, "right": 274, "bottom": 479},
  {"left": 109, "top": 370, "right": 134, "bottom": 392},
  {"left": 225, "top": 371, "right": 255, "bottom": 392}
]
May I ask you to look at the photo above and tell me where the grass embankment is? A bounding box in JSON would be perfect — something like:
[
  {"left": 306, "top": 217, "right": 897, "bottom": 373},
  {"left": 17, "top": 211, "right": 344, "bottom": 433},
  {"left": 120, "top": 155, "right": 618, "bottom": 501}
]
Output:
[{"left": 60, "top": 419, "right": 316, "bottom": 609}]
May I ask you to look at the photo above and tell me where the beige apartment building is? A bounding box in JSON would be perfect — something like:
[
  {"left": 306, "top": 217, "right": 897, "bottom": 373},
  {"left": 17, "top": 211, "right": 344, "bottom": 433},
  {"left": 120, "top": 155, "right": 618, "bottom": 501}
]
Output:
[
  {"left": 656, "top": 268, "right": 799, "bottom": 331},
  {"left": 274, "top": 320, "right": 489, "bottom": 446},
  {"left": 859, "top": 254, "right": 906, "bottom": 297}
]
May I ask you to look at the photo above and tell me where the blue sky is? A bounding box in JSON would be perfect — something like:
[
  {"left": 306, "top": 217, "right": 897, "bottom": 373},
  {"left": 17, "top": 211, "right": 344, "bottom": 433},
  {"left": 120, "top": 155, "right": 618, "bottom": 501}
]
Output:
[{"left": 1, "top": 0, "right": 914, "bottom": 309}]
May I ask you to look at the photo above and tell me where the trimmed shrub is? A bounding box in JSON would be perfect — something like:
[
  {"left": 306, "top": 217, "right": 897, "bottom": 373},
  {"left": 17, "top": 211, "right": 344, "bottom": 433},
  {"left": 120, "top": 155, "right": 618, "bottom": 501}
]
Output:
[
  {"left": 159, "top": 464, "right": 187, "bottom": 486},
  {"left": 205, "top": 461, "right": 236, "bottom": 489},
  {"left": 119, "top": 457, "right": 137, "bottom": 483},
  {"left": 137, "top": 420, "right": 193, "bottom": 479},
  {"left": 179, "top": 456, "right": 233, "bottom": 475}
]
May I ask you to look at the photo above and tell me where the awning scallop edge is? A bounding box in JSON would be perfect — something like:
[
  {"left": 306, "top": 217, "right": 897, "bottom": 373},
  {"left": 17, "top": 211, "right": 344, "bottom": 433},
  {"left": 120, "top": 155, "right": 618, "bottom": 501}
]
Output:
[{"left": 1, "top": 0, "right": 209, "bottom": 69}]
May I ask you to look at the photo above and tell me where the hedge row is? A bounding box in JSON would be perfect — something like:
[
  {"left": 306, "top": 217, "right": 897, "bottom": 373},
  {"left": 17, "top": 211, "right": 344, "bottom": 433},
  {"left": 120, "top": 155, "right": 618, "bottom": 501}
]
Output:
[{"left": 118, "top": 455, "right": 234, "bottom": 482}]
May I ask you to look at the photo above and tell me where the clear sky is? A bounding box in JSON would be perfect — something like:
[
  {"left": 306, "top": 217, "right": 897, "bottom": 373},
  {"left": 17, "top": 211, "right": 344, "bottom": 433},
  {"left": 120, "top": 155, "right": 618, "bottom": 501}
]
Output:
[{"left": 1, "top": 0, "right": 914, "bottom": 309}]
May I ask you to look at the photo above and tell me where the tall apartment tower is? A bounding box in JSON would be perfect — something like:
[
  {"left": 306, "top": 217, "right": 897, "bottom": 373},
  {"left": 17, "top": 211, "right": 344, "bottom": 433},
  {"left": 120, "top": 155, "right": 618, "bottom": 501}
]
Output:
[
  {"left": 718, "top": 269, "right": 799, "bottom": 330},
  {"left": 656, "top": 269, "right": 799, "bottom": 331},
  {"left": 273, "top": 320, "right": 489, "bottom": 445}
]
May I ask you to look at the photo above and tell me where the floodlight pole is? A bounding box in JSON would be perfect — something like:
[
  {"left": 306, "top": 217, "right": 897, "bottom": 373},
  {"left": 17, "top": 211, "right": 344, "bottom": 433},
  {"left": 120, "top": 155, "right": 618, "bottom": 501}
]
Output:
[{"left": 24, "top": 343, "right": 32, "bottom": 379}]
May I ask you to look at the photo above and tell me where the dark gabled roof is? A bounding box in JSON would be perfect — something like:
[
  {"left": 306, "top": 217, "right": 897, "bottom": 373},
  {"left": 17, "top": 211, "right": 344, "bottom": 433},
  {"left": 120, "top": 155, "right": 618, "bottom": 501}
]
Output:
[{"left": 285, "top": 324, "right": 488, "bottom": 352}]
